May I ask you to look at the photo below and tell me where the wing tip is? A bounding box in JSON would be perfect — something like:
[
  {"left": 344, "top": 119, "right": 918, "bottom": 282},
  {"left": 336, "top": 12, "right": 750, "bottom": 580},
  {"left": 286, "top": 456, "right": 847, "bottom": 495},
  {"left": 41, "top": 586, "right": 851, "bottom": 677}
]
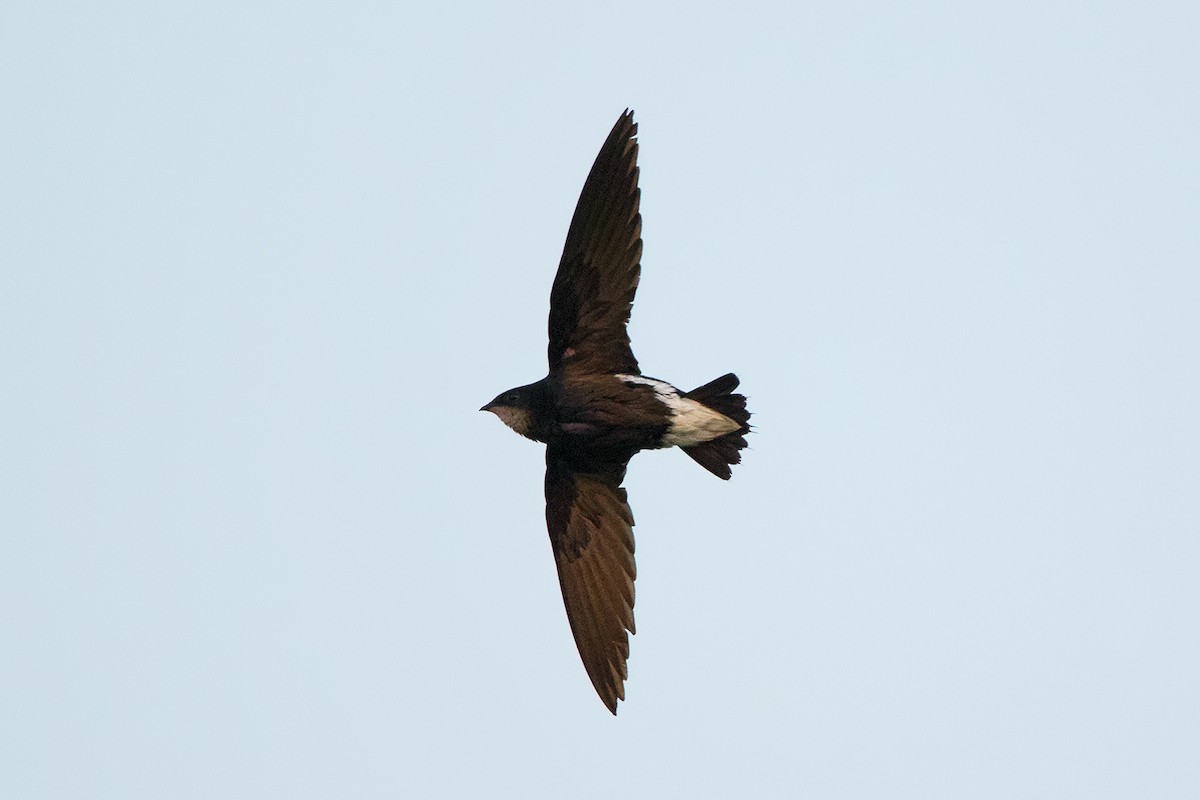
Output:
[{"left": 614, "top": 108, "right": 637, "bottom": 141}]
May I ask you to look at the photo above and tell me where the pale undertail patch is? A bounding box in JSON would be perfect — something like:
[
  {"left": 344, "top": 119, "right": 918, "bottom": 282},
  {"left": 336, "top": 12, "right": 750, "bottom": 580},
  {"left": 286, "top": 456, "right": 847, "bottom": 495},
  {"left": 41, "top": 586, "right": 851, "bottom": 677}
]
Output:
[{"left": 617, "top": 374, "right": 740, "bottom": 448}]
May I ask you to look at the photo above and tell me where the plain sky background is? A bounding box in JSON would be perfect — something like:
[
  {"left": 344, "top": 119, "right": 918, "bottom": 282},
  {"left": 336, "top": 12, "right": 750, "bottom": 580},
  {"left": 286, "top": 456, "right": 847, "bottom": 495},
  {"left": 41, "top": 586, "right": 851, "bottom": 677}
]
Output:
[{"left": 3, "top": 2, "right": 1198, "bottom": 797}]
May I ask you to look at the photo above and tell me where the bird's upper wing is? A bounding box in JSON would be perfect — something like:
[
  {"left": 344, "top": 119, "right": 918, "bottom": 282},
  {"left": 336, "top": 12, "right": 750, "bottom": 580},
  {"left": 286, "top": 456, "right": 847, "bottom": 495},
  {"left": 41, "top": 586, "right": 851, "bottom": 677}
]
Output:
[
  {"left": 547, "top": 110, "right": 643, "bottom": 376},
  {"left": 544, "top": 445, "right": 636, "bottom": 714}
]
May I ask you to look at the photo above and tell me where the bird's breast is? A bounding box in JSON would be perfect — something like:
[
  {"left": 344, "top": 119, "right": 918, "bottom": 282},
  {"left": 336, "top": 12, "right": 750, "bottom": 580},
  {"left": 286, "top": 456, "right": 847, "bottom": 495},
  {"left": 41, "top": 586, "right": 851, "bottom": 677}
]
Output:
[{"left": 552, "top": 374, "right": 672, "bottom": 453}]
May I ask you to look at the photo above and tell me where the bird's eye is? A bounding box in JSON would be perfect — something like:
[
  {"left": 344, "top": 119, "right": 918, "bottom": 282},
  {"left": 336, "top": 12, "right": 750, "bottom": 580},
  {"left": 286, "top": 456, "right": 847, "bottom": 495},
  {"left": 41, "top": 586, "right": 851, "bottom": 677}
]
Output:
[{"left": 506, "top": 393, "right": 520, "bottom": 404}]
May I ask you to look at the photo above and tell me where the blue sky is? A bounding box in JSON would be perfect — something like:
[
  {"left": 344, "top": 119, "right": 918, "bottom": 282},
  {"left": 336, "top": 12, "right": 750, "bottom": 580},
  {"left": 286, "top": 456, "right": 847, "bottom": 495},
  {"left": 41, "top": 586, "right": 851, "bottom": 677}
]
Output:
[{"left": 3, "top": 2, "right": 1198, "bottom": 797}]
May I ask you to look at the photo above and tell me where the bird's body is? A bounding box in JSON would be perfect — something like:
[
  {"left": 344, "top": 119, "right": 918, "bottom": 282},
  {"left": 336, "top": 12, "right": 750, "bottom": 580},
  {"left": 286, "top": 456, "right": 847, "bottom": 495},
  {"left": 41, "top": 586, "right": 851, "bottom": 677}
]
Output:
[
  {"left": 491, "top": 372, "right": 744, "bottom": 458},
  {"left": 482, "top": 110, "right": 751, "bottom": 714}
]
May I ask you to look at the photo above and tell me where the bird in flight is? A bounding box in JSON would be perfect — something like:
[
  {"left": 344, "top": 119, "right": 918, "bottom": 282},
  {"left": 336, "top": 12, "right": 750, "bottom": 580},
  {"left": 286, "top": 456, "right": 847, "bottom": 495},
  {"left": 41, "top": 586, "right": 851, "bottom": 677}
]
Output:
[{"left": 481, "top": 110, "right": 751, "bottom": 714}]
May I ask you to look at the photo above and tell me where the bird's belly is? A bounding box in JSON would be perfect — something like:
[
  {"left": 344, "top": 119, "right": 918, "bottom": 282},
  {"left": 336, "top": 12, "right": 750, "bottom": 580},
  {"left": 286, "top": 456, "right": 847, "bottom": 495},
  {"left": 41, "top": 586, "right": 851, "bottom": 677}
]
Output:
[
  {"left": 554, "top": 415, "right": 667, "bottom": 454},
  {"left": 553, "top": 379, "right": 672, "bottom": 455},
  {"left": 553, "top": 373, "right": 737, "bottom": 455}
]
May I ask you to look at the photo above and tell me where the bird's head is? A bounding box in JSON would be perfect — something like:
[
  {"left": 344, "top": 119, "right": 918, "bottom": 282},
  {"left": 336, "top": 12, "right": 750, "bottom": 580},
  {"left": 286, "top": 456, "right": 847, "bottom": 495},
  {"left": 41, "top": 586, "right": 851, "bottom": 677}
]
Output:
[{"left": 480, "top": 382, "right": 543, "bottom": 440}]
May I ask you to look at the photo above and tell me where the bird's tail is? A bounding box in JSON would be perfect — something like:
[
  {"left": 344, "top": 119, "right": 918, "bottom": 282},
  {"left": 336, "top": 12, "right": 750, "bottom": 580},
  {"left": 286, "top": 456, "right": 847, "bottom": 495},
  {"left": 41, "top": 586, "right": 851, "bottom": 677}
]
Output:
[{"left": 680, "top": 373, "right": 751, "bottom": 480}]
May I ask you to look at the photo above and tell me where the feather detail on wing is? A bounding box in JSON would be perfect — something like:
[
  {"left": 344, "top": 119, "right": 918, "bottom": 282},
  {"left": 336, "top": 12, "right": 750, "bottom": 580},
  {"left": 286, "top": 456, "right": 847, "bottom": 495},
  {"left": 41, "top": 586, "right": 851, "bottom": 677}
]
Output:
[
  {"left": 547, "top": 110, "right": 643, "bottom": 377},
  {"left": 544, "top": 447, "right": 636, "bottom": 713}
]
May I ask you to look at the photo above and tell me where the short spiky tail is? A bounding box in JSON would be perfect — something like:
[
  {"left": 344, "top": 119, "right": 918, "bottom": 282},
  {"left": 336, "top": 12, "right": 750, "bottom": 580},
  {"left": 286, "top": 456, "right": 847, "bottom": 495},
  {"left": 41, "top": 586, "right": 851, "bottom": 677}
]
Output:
[{"left": 681, "top": 373, "right": 751, "bottom": 480}]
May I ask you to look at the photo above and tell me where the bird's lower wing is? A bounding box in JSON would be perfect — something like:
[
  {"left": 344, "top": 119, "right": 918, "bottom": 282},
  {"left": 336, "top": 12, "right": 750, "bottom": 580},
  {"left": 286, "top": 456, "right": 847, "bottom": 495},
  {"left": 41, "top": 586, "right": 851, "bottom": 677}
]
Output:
[{"left": 544, "top": 448, "right": 636, "bottom": 714}]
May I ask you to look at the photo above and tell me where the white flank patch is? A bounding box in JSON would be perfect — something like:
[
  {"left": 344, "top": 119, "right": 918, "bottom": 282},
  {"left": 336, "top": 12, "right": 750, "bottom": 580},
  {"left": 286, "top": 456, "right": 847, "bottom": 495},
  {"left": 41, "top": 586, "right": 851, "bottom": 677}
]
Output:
[{"left": 617, "top": 374, "right": 740, "bottom": 448}]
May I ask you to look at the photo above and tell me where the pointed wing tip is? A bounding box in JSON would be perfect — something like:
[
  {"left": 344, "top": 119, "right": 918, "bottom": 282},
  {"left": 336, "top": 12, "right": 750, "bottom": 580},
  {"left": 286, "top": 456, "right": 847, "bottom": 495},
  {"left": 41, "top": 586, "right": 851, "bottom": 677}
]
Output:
[
  {"left": 617, "top": 108, "right": 637, "bottom": 137},
  {"left": 600, "top": 684, "right": 622, "bottom": 715},
  {"left": 594, "top": 657, "right": 630, "bottom": 715}
]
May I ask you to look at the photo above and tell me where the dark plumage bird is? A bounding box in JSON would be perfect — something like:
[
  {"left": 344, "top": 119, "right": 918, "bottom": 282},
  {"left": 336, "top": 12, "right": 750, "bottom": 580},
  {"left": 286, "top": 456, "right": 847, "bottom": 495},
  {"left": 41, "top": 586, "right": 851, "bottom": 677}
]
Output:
[{"left": 481, "top": 110, "right": 751, "bottom": 714}]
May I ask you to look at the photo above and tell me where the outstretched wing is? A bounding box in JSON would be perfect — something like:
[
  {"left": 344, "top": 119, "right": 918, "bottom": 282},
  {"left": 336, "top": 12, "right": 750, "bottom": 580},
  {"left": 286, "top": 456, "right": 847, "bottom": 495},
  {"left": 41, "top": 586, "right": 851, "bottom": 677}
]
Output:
[
  {"left": 547, "top": 110, "right": 643, "bottom": 376},
  {"left": 544, "top": 446, "right": 636, "bottom": 714}
]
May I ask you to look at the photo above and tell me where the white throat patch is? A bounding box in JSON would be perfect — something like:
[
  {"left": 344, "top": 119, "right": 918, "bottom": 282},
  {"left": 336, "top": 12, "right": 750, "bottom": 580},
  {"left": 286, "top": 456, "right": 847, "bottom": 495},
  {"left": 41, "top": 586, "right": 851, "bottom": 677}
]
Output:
[
  {"left": 490, "top": 406, "right": 534, "bottom": 439},
  {"left": 617, "top": 374, "right": 740, "bottom": 448}
]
